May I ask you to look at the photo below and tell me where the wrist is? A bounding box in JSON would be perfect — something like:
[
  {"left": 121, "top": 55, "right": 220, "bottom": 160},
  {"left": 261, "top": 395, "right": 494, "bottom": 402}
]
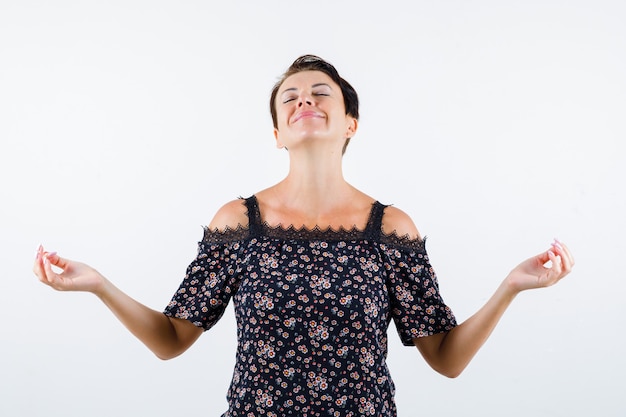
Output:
[
  {"left": 500, "top": 275, "right": 523, "bottom": 300},
  {"left": 91, "top": 274, "right": 112, "bottom": 298}
]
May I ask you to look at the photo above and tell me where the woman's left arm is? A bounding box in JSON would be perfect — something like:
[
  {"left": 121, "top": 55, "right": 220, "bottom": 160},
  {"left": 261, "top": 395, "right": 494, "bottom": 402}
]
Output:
[{"left": 414, "top": 239, "right": 575, "bottom": 378}]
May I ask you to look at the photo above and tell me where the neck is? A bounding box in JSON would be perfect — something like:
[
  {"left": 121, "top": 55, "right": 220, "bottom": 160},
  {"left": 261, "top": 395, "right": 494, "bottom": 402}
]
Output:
[{"left": 273, "top": 149, "right": 354, "bottom": 213}]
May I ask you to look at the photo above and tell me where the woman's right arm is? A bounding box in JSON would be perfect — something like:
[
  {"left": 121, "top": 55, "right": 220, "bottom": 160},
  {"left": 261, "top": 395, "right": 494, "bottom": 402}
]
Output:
[{"left": 33, "top": 246, "right": 203, "bottom": 360}]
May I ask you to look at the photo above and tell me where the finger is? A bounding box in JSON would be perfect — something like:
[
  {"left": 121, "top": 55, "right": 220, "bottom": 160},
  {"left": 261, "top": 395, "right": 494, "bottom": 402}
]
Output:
[
  {"left": 545, "top": 250, "right": 563, "bottom": 284},
  {"left": 45, "top": 252, "right": 70, "bottom": 270},
  {"left": 33, "top": 245, "right": 49, "bottom": 282},
  {"left": 42, "top": 255, "right": 62, "bottom": 287},
  {"left": 536, "top": 250, "right": 552, "bottom": 267},
  {"left": 552, "top": 239, "right": 574, "bottom": 273},
  {"left": 556, "top": 239, "right": 575, "bottom": 270}
]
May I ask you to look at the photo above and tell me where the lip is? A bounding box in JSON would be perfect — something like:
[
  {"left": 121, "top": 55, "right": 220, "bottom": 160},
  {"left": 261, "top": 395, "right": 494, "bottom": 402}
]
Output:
[{"left": 292, "top": 111, "right": 324, "bottom": 123}]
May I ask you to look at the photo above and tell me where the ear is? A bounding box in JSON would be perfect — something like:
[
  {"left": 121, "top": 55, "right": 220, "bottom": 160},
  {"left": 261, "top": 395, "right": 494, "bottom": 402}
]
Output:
[
  {"left": 274, "top": 128, "right": 286, "bottom": 149},
  {"left": 345, "top": 117, "right": 358, "bottom": 139}
]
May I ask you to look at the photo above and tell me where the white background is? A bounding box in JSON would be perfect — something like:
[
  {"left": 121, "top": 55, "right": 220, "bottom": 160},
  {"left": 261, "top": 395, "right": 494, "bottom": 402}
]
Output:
[{"left": 1, "top": 1, "right": 624, "bottom": 416}]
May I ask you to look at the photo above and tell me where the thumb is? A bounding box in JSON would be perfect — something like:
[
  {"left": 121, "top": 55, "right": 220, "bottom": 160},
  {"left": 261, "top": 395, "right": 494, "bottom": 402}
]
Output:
[{"left": 44, "top": 251, "right": 70, "bottom": 272}]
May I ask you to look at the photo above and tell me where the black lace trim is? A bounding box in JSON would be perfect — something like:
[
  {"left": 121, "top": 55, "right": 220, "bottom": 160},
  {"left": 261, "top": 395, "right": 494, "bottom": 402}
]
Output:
[
  {"left": 202, "top": 223, "right": 426, "bottom": 252},
  {"left": 379, "top": 230, "right": 428, "bottom": 252},
  {"left": 202, "top": 224, "right": 251, "bottom": 245},
  {"left": 201, "top": 195, "right": 426, "bottom": 251}
]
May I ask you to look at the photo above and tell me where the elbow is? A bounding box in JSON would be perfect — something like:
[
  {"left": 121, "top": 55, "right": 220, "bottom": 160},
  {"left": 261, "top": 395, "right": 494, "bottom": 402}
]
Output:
[
  {"left": 441, "top": 368, "right": 463, "bottom": 379},
  {"left": 155, "top": 352, "right": 175, "bottom": 361},
  {"left": 151, "top": 317, "right": 199, "bottom": 361},
  {"left": 431, "top": 362, "right": 466, "bottom": 379},
  {"left": 152, "top": 346, "right": 186, "bottom": 361},
  {"left": 154, "top": 351, "right": 182, "bottom": 361}
]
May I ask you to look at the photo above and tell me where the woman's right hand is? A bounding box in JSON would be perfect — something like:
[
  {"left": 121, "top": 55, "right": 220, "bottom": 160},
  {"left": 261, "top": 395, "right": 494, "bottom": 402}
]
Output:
[
  {"left": 33, "top": 245, "right": 203, "bottom": 359},
  {"left": 34, "top": 245, "right": 105, "bottom": 294}
]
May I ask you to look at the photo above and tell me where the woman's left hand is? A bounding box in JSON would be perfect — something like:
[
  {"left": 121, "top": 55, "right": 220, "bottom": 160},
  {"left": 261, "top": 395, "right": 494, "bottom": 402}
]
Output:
[{"left": 506, "top": 239, "right": 575, "bottom": 293}]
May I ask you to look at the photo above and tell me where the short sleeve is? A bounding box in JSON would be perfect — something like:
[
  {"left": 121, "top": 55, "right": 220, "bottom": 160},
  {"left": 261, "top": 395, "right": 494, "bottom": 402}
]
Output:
[
  {"left": 383, "top": 242, "right": 456, "bottom": 346},
  {"left": 163, "top": 238, "right": 244, "bottom": 331}
]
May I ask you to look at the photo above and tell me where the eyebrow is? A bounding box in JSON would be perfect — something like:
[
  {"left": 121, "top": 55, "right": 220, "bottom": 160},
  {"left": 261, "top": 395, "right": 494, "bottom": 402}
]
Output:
[{"left": 280, "top": 83, "right": 333, "bottom": 95}]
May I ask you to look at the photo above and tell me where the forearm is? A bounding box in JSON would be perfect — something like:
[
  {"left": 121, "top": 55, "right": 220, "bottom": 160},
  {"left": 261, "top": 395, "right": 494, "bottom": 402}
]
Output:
[
  {"left": 446, "top": 281, "right": 517, "bottom": 373},
  {"left": 416, "top": 241, "right": 574, "bottom": 377},
  {"left": 94, "top": 278, "right": 182, "bottom": 359},
  {"left": 417, "top": 279, "right": 519, "bottom": 378},
  {"left": 35, "top": 249, "right": 198, "bottom": 360}
]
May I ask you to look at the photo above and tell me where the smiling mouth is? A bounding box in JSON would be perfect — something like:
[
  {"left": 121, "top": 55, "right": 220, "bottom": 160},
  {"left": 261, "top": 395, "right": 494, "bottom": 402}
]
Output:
[{"left": 293, "top": 111, "right": 323, "bottom": 123}]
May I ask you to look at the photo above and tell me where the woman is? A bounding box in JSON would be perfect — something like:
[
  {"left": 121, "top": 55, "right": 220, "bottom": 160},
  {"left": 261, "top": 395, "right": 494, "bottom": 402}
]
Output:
[{"left": 33, "top": 55, "right": 574, "bottom": 416}]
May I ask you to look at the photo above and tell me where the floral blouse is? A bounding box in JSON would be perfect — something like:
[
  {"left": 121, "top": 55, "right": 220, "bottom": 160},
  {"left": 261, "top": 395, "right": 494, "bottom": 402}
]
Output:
[{"left": 164, "top": 196, "right": 456, "bottom": 417}]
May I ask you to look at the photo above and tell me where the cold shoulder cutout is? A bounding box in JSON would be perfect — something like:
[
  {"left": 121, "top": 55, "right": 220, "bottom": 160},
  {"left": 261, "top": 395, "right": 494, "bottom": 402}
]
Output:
[
  {"left": 207, "top": 198, "right": 249, "bottom": 232},
  {"left": 380, "top": 205, "right": 424, "bottom": 242}
]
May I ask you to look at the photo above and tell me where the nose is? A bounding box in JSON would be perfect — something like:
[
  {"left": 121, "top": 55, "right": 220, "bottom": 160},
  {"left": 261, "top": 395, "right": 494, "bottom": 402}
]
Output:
[{"left": 297, "top": 92, "right": 313, "bottom": 107}]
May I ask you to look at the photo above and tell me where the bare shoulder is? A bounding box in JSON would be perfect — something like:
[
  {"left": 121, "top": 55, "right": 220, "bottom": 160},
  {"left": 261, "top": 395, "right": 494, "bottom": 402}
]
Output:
[
  {"left": 381, "top": 205, "right": 423, "bottom": 240},
  {"left": 207, "top": 199, "right": 249, "bottom": 231}
]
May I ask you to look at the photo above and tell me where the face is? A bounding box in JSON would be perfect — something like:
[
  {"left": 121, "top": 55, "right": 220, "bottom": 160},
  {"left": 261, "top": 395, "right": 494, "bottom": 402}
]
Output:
[{"left": 273, "top": 70, "right": 357, "bottom": 153}]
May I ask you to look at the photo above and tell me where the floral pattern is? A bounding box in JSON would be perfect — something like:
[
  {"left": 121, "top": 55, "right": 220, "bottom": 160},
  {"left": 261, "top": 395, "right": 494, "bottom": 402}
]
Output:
[{"left": 164, "top": 196, "right": 456, "bottom": 416}]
